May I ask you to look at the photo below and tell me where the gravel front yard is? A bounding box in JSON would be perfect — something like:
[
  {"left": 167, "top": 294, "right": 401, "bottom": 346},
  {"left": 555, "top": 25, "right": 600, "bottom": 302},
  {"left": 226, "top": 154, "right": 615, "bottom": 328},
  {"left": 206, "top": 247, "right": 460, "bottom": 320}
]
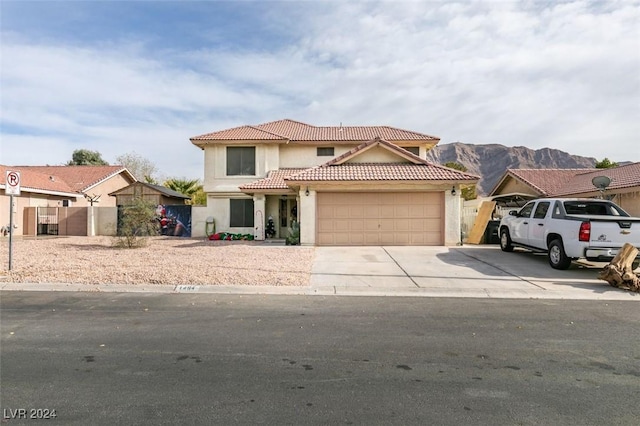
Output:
[{"left": 0, "top": 236, "right": 314, "bottom": 286}]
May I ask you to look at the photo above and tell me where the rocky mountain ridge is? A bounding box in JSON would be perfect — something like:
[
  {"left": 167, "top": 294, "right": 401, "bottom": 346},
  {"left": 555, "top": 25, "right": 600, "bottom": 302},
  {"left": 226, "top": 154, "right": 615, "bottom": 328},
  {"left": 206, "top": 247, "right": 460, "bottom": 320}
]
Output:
[{"left": 425, "top": 142, "right": 597, "bottom": 195}]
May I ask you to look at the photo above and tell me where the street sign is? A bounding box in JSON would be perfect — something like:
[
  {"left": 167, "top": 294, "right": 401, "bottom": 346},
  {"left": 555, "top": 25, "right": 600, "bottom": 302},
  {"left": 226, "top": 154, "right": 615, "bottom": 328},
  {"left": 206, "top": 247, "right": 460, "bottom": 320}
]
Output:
[{"left": 5, "top": 170, "right": 21, "bottom": 196}]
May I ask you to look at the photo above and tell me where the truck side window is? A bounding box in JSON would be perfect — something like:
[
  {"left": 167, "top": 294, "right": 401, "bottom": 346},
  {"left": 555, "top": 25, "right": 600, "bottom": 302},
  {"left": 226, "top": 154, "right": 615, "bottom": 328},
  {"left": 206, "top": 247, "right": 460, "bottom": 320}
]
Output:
[
  {"left": 534, "top": 202, "right": 550, "bottom": 219},
  {"left": 519, "top": 203, "right": 534, "bottom": 218}
]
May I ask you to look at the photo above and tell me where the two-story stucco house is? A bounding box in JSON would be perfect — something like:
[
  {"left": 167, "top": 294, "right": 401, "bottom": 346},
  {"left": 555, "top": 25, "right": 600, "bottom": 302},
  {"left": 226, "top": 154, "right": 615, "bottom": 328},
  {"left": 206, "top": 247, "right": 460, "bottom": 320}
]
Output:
[{"left": 190, "top": 119, "right": 479, "bottom": 246}]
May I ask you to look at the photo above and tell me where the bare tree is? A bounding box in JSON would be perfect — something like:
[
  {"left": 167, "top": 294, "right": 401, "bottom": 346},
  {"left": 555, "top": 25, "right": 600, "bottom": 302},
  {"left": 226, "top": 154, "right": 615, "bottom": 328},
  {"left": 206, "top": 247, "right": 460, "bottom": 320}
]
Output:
[{"left": 115, "top": 152, "right": 158, "bottom": 182}]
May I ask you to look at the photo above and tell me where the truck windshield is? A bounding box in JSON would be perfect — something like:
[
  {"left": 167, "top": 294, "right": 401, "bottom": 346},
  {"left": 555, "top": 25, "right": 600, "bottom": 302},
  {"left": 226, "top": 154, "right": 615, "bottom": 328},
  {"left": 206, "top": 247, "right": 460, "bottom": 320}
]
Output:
[{"left": 562, "top": 201, "right": 629, "bottom": 217}]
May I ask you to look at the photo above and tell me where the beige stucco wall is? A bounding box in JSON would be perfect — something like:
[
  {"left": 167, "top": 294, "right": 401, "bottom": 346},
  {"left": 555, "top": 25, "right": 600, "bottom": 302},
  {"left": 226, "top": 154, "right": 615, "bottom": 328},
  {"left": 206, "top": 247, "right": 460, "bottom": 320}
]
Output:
[
  {"left": 203, "top": 144, "right": 278, "bottom": 193},
  {"left": 93, "top": 207, "right": 118, "bottom": 236},
  {"left": 0, "top": 193, "right": 82, "bottom": 236},
  {"left": 0, "top": 194, "right": 28, "bottom": 236},
  {"left": 203, "top": 193, "right": 256, "bottom": 237},
  {"left": 347, "top": 147, "right": 407, "bottom": 163},
  {"left": 76, "top": 173, "right": 132, "bottom": 207},
  {"left": 613, "top": 191, "right": 640, "bottom": 217},
  {"left": 279, "top": 145, "right": 357, "bottom": 168},
  {"left": 497, "top": 178, "right": 539, "bottom": 196},
  {"left": 191, "top": 206, "right": 210, "bottom": 238}
]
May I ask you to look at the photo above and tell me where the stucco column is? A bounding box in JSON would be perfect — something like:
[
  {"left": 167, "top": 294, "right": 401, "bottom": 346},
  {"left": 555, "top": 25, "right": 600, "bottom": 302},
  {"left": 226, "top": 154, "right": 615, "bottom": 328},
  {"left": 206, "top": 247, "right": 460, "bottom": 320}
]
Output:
[
  {"left": 299, "top": 188, "right": 316, "bottom": 246},
  {"left": 444, "top": 186, "right": 462, "bottom": 246},
  {"left": 87, "top": 206, "right": 96, "bottom": 237},
  {"left": 253, "top": 194, "right": 265, "bottom": 241}
]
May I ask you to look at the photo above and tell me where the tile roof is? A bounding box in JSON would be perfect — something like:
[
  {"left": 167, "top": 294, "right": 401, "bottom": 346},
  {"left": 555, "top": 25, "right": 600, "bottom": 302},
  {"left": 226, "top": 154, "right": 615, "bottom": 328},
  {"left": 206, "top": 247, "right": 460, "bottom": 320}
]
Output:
[
  {"left": 285, "top": 163, "right": 479, "bottom": 182},
  {"left": 285, "top": 138, "right": 478, "bottom": 183},
  {"left": 504, "top": 169, "right": 597, "bottom": 196},
  {"left": 12, "top": 165, "right": 134, "bottom": 192},
  {"left": 191, "top": 119, "right": 439, "bottom": 144},
  {"left": 239, "top": 169, "right": 307, "bottom": 191},
  {"left": 491, "top": 163, "right": 640, "bottom": 197},
  {"left": 552, "top": 162, "right": 640, "bottom": 196},
  {"left": 0, "top": 165, "right": 80, "bottom": 196}
]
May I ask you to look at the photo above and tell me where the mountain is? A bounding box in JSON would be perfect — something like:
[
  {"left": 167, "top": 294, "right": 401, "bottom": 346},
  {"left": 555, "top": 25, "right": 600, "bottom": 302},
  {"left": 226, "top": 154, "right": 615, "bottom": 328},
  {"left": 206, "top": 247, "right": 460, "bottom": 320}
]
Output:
[{"left": 425, "top": 143, "right": 596, "bottom": 196}]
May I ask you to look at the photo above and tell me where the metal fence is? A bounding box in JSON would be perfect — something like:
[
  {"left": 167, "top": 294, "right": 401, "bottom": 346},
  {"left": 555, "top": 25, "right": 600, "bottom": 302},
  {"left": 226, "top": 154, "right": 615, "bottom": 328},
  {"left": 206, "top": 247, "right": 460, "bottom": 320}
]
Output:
[{"left": 37, "top": 207, "right": 59, "bottom": 235}]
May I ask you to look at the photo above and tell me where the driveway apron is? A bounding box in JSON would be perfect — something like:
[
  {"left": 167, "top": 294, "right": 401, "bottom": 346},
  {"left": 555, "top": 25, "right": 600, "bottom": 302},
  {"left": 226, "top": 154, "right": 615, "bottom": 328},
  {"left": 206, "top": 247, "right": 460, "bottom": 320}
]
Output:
[{"left": 310, "top": 245, "right": 639, "bottom": 300}]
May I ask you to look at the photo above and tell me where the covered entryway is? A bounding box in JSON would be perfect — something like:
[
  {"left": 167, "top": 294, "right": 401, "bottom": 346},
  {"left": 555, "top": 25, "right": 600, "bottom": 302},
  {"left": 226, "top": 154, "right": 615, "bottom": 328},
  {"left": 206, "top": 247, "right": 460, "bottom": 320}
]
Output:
[{"left": 316, "top": 192, "right": 443, "bottom": 246}]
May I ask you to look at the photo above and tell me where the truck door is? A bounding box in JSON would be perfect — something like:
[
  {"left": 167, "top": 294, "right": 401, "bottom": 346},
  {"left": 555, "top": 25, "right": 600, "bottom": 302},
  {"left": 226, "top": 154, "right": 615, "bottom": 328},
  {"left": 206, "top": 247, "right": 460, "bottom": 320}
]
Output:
[
  {"left": 528, "top": 201, "right": 551, "bottom": 249},
  {"left": 512, "top": 202, "right": 535, "bottom": 243}
]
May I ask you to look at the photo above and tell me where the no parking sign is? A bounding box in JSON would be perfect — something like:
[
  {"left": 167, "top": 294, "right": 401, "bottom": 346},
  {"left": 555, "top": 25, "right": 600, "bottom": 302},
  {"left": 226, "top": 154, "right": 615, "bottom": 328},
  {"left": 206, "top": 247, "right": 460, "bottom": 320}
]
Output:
[{"left": 5, "top": 170, "right": 21, "bottom": 195}]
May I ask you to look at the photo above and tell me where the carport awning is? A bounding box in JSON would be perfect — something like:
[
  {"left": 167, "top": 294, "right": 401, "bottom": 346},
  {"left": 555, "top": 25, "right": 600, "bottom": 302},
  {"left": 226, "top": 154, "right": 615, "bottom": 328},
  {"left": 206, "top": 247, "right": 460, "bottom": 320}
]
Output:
[{"left": 490, "top": 193, "right": 537, "bottom": 207}]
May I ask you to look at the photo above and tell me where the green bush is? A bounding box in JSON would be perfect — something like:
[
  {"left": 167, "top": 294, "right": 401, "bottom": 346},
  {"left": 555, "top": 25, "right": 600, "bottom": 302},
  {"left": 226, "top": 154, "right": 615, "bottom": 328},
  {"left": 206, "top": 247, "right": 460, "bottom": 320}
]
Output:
[
  {"left": 114, "top": 198, "right": 158, "bottom": 248},
  {"left": 285, "top": 220, "right": 300, "bottom": 245}
]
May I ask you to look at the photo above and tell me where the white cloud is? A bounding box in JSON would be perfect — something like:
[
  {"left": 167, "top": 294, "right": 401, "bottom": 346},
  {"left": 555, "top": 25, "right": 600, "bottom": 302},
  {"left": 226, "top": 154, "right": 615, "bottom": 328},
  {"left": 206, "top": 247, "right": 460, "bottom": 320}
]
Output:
[{"left": 1, "top": 0, "right": 638, "bottom": 176}]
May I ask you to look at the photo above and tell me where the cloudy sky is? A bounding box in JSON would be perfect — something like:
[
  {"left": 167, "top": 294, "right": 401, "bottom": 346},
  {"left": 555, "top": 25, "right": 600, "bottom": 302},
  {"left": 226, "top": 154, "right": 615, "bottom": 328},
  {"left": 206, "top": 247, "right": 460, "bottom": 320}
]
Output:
[{"left": 1, "top": 0, "right": 638, "bottom": 180}]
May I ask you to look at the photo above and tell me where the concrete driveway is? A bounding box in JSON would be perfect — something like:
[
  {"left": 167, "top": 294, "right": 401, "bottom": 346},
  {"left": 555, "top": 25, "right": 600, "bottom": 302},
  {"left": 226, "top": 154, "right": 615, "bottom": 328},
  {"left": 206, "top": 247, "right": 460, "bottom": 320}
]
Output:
[{"left": 310, "top": 245, "right": 640, "bottom": 300}]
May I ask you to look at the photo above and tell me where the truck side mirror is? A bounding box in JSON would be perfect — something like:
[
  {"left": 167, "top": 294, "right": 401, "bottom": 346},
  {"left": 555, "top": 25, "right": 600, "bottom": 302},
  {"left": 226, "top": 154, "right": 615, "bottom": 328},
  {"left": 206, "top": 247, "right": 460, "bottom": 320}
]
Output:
[{"left": 509, "top": 210, "right": 518, "bottom": 216}]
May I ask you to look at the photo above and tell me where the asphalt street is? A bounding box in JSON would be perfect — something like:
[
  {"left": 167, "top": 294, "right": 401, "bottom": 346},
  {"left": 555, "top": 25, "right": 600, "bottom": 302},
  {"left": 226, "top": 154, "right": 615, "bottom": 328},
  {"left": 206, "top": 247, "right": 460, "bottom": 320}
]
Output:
[{"left": 1, "top": 292, "right": 640, "bottom": 425}]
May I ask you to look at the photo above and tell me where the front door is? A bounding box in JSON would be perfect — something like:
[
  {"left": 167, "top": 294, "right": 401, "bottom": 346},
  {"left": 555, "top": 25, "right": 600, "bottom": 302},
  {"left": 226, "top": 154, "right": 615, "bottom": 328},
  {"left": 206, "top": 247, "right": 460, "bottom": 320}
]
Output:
[{"left": 279, "top": 198, "right": 298, "bottom": 237}]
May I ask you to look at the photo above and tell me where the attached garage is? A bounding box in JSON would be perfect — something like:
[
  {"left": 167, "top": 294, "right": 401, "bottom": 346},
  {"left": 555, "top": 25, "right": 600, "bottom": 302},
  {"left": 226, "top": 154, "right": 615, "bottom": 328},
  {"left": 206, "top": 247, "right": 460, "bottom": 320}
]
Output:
[{"left": 316, "top": 192, "right": 443, "bottom": 246}]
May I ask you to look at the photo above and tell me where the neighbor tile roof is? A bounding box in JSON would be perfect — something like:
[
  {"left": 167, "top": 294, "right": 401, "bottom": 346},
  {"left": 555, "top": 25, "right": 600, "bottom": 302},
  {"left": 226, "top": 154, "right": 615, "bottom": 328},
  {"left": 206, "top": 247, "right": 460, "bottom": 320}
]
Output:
[
  {"left": 285, "top": 163, "right": 479, "bottom": 182},
  {"left": 552, "top": 162, "right": 640, "bottom": 196},
  {"left": 15, "top": 165, "right": 134, "bottom": 192},
  {"left": 492, "top": 163, "right": 640, "bottom": 197},
  {"left": 0, "top": 165, "right": 79, "bottom": 196},
  {"left": 191, "top": 119, "right": 439, "bottom": 144},
  {"left": 505, "top": 169, "right": 597, "bottom": 196},
  {"left": 239, "top": 169, "right": 307, "bottom": 190}
]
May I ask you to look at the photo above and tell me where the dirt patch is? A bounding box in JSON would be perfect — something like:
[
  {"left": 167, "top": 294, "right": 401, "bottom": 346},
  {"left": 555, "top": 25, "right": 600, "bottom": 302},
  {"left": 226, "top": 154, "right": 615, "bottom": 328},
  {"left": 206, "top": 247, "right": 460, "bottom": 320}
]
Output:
[{"left": 0, "top": 236, "right": 314, "bottom": 286}]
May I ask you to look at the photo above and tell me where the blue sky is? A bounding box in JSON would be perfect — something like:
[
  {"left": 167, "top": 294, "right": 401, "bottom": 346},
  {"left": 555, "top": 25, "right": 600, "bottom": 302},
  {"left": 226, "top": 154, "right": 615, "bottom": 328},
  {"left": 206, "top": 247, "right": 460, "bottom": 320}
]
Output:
[{"left": 1, "top": 0, "right": 638, "bottom": 181}]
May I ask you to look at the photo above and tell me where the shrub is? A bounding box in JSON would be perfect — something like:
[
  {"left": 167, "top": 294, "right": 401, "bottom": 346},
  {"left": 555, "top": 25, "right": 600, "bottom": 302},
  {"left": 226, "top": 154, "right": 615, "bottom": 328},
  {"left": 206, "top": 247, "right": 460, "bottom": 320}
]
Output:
[{"left": 113, "top": 198, "right": 158, "bottom": 248}]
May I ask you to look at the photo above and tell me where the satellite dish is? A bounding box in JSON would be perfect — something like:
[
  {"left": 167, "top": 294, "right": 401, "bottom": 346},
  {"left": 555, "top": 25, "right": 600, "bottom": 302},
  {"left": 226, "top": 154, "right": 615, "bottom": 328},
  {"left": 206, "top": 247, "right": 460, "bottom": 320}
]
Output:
[{"left": 592, "top": 176, "right": 611, "bottom": 190}]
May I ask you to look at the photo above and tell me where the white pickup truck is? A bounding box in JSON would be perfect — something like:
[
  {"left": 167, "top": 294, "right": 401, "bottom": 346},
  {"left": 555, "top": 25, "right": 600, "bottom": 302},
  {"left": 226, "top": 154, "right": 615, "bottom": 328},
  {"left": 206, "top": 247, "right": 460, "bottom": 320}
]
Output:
[{"left": 498, "top": 198, "right": 640, "bottom": 269}]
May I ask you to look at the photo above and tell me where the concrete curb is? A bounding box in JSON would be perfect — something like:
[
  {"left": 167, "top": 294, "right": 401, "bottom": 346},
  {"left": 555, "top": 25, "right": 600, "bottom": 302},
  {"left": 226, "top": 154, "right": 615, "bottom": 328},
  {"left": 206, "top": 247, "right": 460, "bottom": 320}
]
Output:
[{"left": 1, "top": 281, "right": 638, "bottom": 301}]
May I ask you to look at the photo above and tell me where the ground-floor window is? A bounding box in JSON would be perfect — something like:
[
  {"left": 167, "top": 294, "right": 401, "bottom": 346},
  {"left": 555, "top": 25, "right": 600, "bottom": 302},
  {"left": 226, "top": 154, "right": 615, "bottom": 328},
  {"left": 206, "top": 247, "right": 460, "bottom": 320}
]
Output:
[{"left": 230, "top": 199, "right": 254, "bottom": 227}]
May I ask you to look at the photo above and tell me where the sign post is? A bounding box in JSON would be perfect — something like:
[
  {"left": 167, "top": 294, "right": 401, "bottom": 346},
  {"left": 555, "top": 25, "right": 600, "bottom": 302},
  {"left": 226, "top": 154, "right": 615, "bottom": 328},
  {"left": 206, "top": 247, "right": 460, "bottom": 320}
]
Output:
[{"left": 5, "top": 170, "right": 21, "bottom": 271}]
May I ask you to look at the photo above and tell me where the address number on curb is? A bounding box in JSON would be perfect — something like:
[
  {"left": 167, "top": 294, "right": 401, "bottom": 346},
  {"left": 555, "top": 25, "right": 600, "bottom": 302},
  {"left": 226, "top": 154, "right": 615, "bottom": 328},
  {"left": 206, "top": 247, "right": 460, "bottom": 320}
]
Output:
[{"left": 175, "top": 285, "right": 200, "bottom": 293}]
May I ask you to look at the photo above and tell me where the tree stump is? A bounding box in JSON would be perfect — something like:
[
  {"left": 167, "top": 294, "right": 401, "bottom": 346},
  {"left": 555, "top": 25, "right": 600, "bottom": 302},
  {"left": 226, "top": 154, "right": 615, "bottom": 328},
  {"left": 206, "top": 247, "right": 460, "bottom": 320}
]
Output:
[{"left": 598, "top": 243, "right": 640, "bottom": 292}]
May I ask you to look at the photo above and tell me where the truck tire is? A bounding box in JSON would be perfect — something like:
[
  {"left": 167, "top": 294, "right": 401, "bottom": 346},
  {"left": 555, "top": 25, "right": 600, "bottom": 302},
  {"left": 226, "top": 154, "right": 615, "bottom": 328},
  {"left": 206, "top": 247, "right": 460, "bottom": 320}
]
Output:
[
  {"left": 500, "top": 228, "right": 514, "bottom": 252},
  {"left": 548, "top": 239, "right": 572, "bottom": 270}
]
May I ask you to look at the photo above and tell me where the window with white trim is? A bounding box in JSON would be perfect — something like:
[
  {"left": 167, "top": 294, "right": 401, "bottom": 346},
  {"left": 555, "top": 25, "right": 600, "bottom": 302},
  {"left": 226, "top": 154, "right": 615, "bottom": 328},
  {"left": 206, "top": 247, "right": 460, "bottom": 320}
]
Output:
[
  {"left": 230, "top": 199, "right": 254, "bottom": 227},
  {"left": 227, "top": 147, "right": 256, "bottom": 176},
  {"left": 317, "top": 147, "right": 335, "bottom": 156}
]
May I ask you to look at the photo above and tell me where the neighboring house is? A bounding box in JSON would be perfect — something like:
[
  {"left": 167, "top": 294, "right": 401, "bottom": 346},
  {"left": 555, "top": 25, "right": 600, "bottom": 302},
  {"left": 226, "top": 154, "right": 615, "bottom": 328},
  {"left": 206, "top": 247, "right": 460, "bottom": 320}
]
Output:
[
  {"left": 190, "top": 119, "right": 479, "bottom": 246},
  {"left": 0, "top": 165, "right": 135, "bottom": 235},
  {"left": 489, "top": 163, "right": 640, "bottom": 216}
]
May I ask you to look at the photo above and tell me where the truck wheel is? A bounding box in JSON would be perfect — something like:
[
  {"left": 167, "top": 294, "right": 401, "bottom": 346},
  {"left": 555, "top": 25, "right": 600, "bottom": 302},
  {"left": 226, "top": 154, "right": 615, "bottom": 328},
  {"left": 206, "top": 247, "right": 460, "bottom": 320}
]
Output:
[
  {"left": 548, "top": 239, "right": 571, "bottom": 270},
  {"left": 500, "top": 229, "right": 514, "bottom": 252}
]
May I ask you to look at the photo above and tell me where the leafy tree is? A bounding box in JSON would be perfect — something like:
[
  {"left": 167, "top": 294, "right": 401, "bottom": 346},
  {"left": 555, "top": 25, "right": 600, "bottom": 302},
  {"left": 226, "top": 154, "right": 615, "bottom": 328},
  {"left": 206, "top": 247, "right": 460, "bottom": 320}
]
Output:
[
  {"left": 115, "top": 152, "right": 158, "bottom": 182},
  {"left": 164, "top": 177, "right": 204, "bottom": 205},
  {"left": 114, "top": 198, "right": 158, "bottom": 248},
  {"left": 191, "top": 187, "right": 207, "bottom": 206},
  {"left": 595, "top": 158, "right": 618, "bottom": 169},
  {"left": 444, "top": 162, "right": 477, "bottom": 201},
  {"left": 68, "top": 149, "right": 109, "bottom": 165}
]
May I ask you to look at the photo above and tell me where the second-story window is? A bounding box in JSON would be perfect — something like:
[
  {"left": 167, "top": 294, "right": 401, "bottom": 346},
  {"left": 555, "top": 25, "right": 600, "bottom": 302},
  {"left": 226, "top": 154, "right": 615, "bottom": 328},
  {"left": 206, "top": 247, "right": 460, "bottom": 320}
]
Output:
[
  {"left": 227, "top": 147, "right": 255, "bottom": 176},
  {"left": 317, "top": 147, "right": 335, "bottom": 156},
  {"left": 402, "top": 147, "right": 420, "bottom": 156}
]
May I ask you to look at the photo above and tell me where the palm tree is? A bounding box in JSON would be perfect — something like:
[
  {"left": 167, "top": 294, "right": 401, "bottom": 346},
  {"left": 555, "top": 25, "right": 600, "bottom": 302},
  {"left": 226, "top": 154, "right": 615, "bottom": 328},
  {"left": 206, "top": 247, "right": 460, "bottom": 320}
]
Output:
[{"left": 163, "top": 178, "right": 203, "bottom": 205}]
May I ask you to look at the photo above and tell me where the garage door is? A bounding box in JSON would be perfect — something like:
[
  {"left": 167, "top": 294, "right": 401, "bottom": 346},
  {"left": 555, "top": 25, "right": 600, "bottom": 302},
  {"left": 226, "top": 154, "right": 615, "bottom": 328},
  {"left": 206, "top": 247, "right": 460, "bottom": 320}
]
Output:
[{"left": 316, "top": 192, "right": 443, "bottom": 246}]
